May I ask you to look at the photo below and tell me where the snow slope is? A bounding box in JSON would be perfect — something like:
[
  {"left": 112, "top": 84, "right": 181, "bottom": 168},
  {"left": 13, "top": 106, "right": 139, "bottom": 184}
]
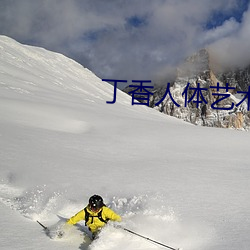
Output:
[{"left": 0, "top": 35, "right": 250, "bottom": 250}]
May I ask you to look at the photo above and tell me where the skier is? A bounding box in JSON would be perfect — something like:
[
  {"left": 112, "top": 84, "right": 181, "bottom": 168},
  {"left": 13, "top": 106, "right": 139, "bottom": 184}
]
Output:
[{"left": 66, "top": 194, "right": 121, "bottom": 239}]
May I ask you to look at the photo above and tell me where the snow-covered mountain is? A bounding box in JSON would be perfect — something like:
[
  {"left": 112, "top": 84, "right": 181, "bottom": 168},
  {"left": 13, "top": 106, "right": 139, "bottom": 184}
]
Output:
[
  {"left": 124, "top": 49, "right": 250, "bottom": 130},
  {"left": 0, "top": 36, "right": 250, "bottom": 250}
]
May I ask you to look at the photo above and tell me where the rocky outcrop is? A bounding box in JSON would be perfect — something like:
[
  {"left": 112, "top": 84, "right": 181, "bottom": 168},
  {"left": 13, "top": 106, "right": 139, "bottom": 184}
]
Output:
[{"left": 123, "top": 49, "right": 250, "bottom": 130}]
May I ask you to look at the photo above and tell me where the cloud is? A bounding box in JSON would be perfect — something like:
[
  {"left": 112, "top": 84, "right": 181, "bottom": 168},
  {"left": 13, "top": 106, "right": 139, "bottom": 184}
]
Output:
[
  {"left": 200, "top": 18, "right": 240, "bottom": 45},
  {"left": 0, "top": 0, "right": 249, "bottom": 84},
  {"left": 209, "top": 3, "right": 250, "bottom": 69}
]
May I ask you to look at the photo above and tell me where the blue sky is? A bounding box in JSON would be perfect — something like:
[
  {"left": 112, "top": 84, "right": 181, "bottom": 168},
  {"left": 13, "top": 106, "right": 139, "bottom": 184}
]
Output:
[
  {"left": 0, "top": 0, "right": 249, "bottom": 84},
  {"left": 206, "top": 0, "right": 249, "bottom": 28}
]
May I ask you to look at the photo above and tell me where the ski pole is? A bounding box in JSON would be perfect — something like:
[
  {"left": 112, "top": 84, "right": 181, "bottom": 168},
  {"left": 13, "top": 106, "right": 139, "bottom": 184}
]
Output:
[
  {"left": 37, "top": 220, "right": 48, "bottom": 231},
  {"left": 122, "top": 227, "right": 180, "bottom": 250}
]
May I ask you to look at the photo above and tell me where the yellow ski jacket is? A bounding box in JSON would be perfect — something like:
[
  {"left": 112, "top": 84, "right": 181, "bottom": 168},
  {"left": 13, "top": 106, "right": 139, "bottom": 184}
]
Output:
[{"left": 67, "top": 206, "right": 121, "bottom": 233}]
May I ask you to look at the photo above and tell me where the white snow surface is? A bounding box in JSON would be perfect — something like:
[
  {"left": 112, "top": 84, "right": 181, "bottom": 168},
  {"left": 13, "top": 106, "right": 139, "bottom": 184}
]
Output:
[{"left": 0, "top": 35, "right": 249, "bottom": 250}]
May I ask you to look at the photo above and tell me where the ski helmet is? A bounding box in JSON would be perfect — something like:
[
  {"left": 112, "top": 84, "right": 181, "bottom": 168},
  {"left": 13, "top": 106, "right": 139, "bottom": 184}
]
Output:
[{"left": 89, "top": 195, "right": 104, "bottom": 210}]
